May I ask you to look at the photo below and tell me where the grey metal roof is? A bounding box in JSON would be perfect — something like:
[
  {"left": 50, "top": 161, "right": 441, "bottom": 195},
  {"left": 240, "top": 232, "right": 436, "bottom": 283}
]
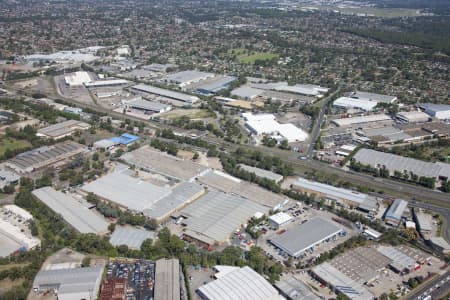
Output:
[
  {"left": 430, "top": 237, "right": 450, "bottom": 250},
  {"left": 154, "top": 258, "right": 180, "bottom": 300},
  {"left": 109, "top": 226, "right": 155, "bottom": 249},
  {"left": 353, "top": 148, "right": 446, "bottom": 179},
  {"left": 231, "top": 86, "right": 264, "bottom": 99},
  {"left": 181, "top": 191, "right": 268, "bottom": 243},
  {"left": 312, "top": 263, "right": 374, "bottom": 300},
  {"left": 131, "top": 84, "right": 199, "bottom": 103},
  {"left": 0, "top": 231, "right": 22, "bottom": 257},
  {"left": 238, "top": 164, "right": 283, "bottom": 182},
  {"left": 195, "top": 76, "right": 237, "bottom": 93},
  {"left": 275, "top": 276, "right": 321, "bottom": 300},
  {"left": 126, "top": 98, "right": 171, "bottom": 112},
  {"left": 143, "top": 181, "right": 204, "bottom": 220},
  {"left": 376, "top": 246, "right": 416, "bottom": 272},
  {"left": 385, "top": 199, "right": 408, "bottom": 222},
  {"left": 37, "top": 120, "right": 89, "bottom": 138},
  {"left": 167, "top": 70, "right": 214, "bottom": 84},
  {"left": 33, "top": 266, "right": 103, "bottom": 296},
  {"left": 350, "top": 91, "right": 396, "bottom": 103},
  {"left": 32, "top": 187, "right": 109, "bottom": 234},
  {"left": 415, "top": 212, "right": 432, "bottom": 232},
  {"left": 82, "top": 171, "right": 171, "bottom": 212},
  {"left": 198, "top": 266, "right": 283, "bottom": 300},
  {"left": 270, "top": 217, "right": 342, "bottom": 257},
  {"left": 418, "top": 103, "right": 450, "bottom": 113}
]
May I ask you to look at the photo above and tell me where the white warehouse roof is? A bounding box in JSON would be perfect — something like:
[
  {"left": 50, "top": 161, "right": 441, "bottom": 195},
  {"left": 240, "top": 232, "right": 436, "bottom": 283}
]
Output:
[
  {"left": 64, "top": 71, "right": 91, "bottom": 86},
  {"left": 349, "top": 91, "right": 397, "bottom": 104},
  {"left": 3, "top": 204, "right": 33, "bottom": 220},
  {"left": 332, "top": 114, "right": 391, "bottom": 127},
  {"left": 197, "top": 266, "right": 283, "bottom": 300},
  {"left": 333, "top": 97, "right": 378, "bottom": 111},
  {"left": 269, "top": 212, "right": 293, "bottom": 225},
  {"left": 131, "top": 84, "right": 199, "bottom": 103},
  {"left": 244, "top": 113, "right": 308, "bottom": 142}
]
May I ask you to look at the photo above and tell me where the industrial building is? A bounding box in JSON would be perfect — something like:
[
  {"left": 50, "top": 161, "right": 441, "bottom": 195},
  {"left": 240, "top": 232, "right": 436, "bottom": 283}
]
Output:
[
  {"left": 154, "top": 258, "right": 181, "bottom": 300},
  {"left": 2, "top": 204, "right": 33, "bottom": 221},
  {"left": 419, "top": 103, "right": 450, "bottom": 120},
  {"left": 331, "top": 114, "right": 392, "bottom": 127},
  {"left": 124, "top": 97, "right": 172, "bottom": 114},
  {"left": 0, "top": 218, "right": 41, "bottom": 257},
  {"left": 121, "top": 145, "right": 208, "bottom": 181},
  {"left": 430, "top": 237, "right": 450, "bottom": 254},
  {"left": 268, "top": 212, "right": 293, "bottom": 229},
  {"left": 166, "top": 70, "right": 214, "bottom": 87},
  {"left": 84, "top": 79, "right": 128, "bottom": 88},
  {"left": 32, "top": 266, "right": 104, "bottom": 300},
  {"left": 5, "top": 141, "right": 87, "bottom": 174},
  {"left": 242, "top": 113, "right": 308, "bottom": 142},
  {"left": 180, "top": 191, "right": 269, "bottom": 246},
  {"left": 194, "top": 75, "right": 237, "bottom": 95},
  {"left": 291, "top": 178, "right": 378, "bottom": 212},
  {"left": 197, "top": 266, "right": 283, "bottom": 300},
  {"left": 311, "top": 262, "right": 374, "bottom": 300},
  {"left": 109, "top": 226, "right": 155, "bottom": 249},
  {"left": 333, "top": 97, "right": 378, "bottom": 111},
  {"left": 64, "top": 71, "right": 92, "bottom": 86},
  {"left": 353, "top": 148, "right": 450, "bottom": 180},
  {"left": 0, "top": 169, "right": 20, "bottom": 189},
  {"left": 131, "top": 84, "right": 200, "bottom": 104},
  {"left": 275, "top": 276, "right": 321, "bottom": 300},
  {"left": 142, "top": 63, "right": 175, "bottom": 73},
  {"left": 376, "top": 245, "right": 417, "bottom": 273},
  {"left": 270, "top": 217, "right": 343, "bottom": 257},
  {"left": 197, "top": 170, "right": 287, "bottom": 210},
  {"left": 238, "top": 164, "right": 284, "bottom": 183},
  {"left": 32, "top": 187, "right": 109, "bottom": 235},
  {"left": 384, "top": 199, "right": 408, "bottom": 226},
  {"left": 348, "top": 91, "right": 397, "bottom": 104},
  {"left": 273, "top": 83, "right": 329, "bottom": 97},
  {"left": 37, "top": 119, "right": 91, "bottom": 139},
  {"left": 396, "top": 111, "right": 430, "bottom": 123},
  {"left": 231, "top": 86, "right": 264, "bottom": 100},
  {"left": 413, "top": 211, "right": 432, "bottom": 238},
  {"left": 93, "top": 133, "right": 140, "bottom": 150}
]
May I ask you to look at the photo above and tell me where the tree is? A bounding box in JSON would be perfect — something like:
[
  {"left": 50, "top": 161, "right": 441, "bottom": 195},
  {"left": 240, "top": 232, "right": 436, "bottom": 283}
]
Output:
[
  {"left": 193, "top": 152, "right": 199, "bottom": 160},
  {"left": 144, "top": 218, "right": 158, "bottom": 231}
]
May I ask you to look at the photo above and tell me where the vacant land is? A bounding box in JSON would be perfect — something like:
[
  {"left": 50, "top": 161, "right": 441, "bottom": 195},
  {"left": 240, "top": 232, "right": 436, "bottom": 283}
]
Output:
[
  {"left": 239, "top": 52, "right": 279, "bottom": 64},
  {"left": 0, "top": 138, "right": 31, "bottom": 156}
]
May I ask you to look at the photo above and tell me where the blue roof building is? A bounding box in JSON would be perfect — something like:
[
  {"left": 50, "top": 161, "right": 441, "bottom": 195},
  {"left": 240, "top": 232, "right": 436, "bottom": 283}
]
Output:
[{"left": 109, "top": 133, "right": 140, "bottom": 146}]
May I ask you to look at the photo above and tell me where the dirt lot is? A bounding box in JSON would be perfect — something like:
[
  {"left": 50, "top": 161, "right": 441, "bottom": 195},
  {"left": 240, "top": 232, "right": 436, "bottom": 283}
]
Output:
[
  {"left": 0, "top": 278, "right": 25, "bottom": 296},
  {"left": 186, "top": 266, "right": 215, "bottom": 300}
]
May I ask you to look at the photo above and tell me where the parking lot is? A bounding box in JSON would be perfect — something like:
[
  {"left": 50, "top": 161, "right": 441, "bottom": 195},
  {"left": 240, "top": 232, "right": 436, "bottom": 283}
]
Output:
[{"left": 106, "top": 259, "right": 155, "bottom": 300}]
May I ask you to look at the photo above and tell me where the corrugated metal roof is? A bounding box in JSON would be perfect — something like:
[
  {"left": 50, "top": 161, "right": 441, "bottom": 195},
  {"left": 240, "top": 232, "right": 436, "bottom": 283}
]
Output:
[
  {"left": 376, "top": 246, "right": 416, "bottom": 271},
  {"left": 350, "top": 91, "right": 396, "bottom": 103},
  {"left": 131, "top": 84, "right": 199, "bottom": 103},
  {"left": 385, "top": 199, "right": 408, "bottom": 222},
  {"left": 32, "top": 187, "right": 109, "bottom": 234},
  {"left": 198, "top": 266, "right": 283, "bottom": 300},
  {"left": 238, "top": 164, "right": 283, "bottom": 182},
  {"left": 270, "top": 217, "right": 342, "bottom": 257},
  {"left": 181, "top": 191, "right": 269, "bottom": 243},
  {"left": 333, "top": 97, "right": 378, "bottom": 111},
  {"left": 154, "top": 258, "right": 180, "bottom": 300},
  {"left": 275, "top": 276, "right": 321, "bottom": 300},
  {"left": 109, "top": 226, "right": 155, "bottom": 249}
]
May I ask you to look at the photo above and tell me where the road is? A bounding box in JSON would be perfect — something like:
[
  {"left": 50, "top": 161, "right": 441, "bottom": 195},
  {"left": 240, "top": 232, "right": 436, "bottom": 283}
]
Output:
[
  {"left": 405, "top": 270, "right": 450, "bottom": 300},
  {"left": 306, "top": 89, "right": 340, "bottom": 159}
]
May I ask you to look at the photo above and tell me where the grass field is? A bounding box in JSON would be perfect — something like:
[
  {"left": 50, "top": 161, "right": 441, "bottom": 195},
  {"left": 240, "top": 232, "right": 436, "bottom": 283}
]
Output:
[
  {"left": 161, "top": 108, "right": 215, "bottom": 120},
  {"left": 228, "top": 48, "right": 279, "bottom": 64},
  {"left": 0, "top": 138, "right": 31, "bottom": 157}
]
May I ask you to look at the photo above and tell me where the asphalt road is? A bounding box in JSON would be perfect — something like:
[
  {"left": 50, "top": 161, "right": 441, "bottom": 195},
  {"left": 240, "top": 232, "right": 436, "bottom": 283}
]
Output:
[{"left": 406, "top": 270, "right": 450, "bottom": 300}]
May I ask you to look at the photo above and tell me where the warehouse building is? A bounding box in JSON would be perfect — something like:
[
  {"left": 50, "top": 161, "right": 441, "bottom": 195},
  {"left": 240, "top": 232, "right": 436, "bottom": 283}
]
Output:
[
  {"left": 197, "top": 266, "right": 283, "bottom": 300},
  {"left": 348, "top": 91, "right": 397, "bottom": 104},
  {"left": 396, "top": 111, "right": 430, "bottom": 123},
  {"left": 124, "top": 97, "right": 172, "bottom": 114},
  {"left": 32, "top": 266, "right": 104, "bottom": 300},
  {"left": 131, "top": 84, "right": 199, "bottom": 104},
  {"left": 376, "top": 245, "right": 417, "bottom": 273},
  {"left": 419, "top": 103, "right": 450, "bottom": 120},
  {"left": 270, "top": 217, "right": 343, "bottom": 257},
  {"left": 32, "top": 187, "right": 109, "bottom": 235},
  {"left": 84, "top": 79, "right": 128, "bottom": 88},
  {"left": 64, "top": 71, "right": 92, "bottom": 86},
  {"left": 0, "top": 218, "right": 41, "bottom": 257},
  {"left": 0, "top": 170, "right": 20, "bottom": 189},
  {"left": 109, "top": 226, "right": 155, "bottom": 250},
  {"left": 311, "top": 262, "right": 374, "bottom": 300},
  {"left": 154, "top": 258, "right": 181, "bottom": 300},
  {"left": 242, "top": 113, "right": 308, "bottom": 142},
  {"left": 2, "top": 204, "right": 33, "bottom": 221},
  {"left": 273, "top": 83, "right": 329, "bottom": 97},
  {"left": 275, "top": 275, "right": 321, "bottom": 300},
  {"left": 37, "top": 120, "right": 91, "bottom": 139},
  {"left": 180, "top": 191, "right": 268, "bottom": 247},
  {"left": 353, "top": 148, "right": 450, "bottom": 181},
  {"left": 121, "top": 145, "right": 208, "bottom": 181},
  {"left": 430, "top": 237, "right": 450, "bottom": 254},
  {"left": 194, "top": 75, "right": 237, "bottom": 95},
  {"left": 413, "top": 211, "right": 432, "bottom": 238},
  {"left": 238, "top": 164, "right": 283, "bottom": 183},
  {"left": 331, "top": 114, "right": 392, "bottom": 127},
  {"left": 231, "top": 86, "right": 264, "bottom": 100},
  {"left": 166, "top": 70, "right": 214, "bottom": 87},
  {"left": 6, "top": 142, "right": 87, "bottom": 174},
  {"left": 292, "top": 178, "right": 378, "bottom": 212},
  {"left": 333, "top": 97, "right": 378, "bottom": 111},
  {"left": 384, "top": 199, "right": 408, "bottom": 226},
  {"left": 268, "top": 212, "right": 293, "bottom": 229}
]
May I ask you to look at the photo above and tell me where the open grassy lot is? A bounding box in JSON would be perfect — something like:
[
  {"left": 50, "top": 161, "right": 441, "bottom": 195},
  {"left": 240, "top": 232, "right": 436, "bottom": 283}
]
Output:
[
  {"left": 161, "top": 108, "right": 215, "bottom": 120},
  {"left": 0, "top": 138, "right": 31, "bottom": 157}
]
